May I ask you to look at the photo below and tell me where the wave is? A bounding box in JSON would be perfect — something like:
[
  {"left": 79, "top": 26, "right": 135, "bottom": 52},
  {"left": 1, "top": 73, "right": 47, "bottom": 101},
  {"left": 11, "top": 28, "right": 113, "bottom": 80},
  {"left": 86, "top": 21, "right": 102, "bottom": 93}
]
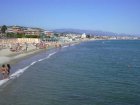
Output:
[
  {"left": 0, "top": 44, "right": 74, "bottom": 87},
  {"left": 62, "top": 45, "right": 69, "bottom": 48},
  {"left": 47, "top": 52, "right": 56, "bottom": 58},
  {"left": 0, "top": 52, "right": 57, "bottom": 87}
]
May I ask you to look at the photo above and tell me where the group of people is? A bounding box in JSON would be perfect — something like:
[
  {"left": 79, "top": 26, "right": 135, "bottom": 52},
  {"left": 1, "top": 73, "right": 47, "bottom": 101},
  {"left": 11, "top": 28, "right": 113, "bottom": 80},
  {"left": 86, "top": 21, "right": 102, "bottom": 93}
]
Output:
[
  {"left": 10, "top": 42, "right": 28, "bottom": 52},
  {"left": 0, "top": 64, "right": 11, "bottom": 79}
]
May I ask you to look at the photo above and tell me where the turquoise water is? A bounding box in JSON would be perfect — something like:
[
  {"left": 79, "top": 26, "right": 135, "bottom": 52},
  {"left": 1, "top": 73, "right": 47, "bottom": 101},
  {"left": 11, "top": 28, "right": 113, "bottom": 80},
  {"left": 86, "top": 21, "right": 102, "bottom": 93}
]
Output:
[{"left": 0, "top": 40, "right": 140, "bottom": 105}]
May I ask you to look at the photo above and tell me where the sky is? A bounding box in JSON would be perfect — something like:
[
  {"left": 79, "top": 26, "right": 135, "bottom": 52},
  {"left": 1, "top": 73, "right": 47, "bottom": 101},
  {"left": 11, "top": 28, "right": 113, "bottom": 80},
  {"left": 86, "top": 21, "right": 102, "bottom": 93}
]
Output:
[{"left": 0, "top": 0, "right": 140, "bottom": 34}]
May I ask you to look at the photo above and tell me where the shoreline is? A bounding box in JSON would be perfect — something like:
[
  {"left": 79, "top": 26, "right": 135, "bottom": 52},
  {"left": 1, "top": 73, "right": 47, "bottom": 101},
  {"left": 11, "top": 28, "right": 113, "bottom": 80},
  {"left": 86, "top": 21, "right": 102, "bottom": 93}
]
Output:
[
  {"left": 0, "top": 39, "right": 96, "bottom": 84},
  {"left": 0, "top": 46, "right": 44, "bottom": 65},
  {"left": 0, "top": 39, "right": 87, "bottom": 82},
  {"left": 0, "top": 39, "right": 85, "bottom": 66}
]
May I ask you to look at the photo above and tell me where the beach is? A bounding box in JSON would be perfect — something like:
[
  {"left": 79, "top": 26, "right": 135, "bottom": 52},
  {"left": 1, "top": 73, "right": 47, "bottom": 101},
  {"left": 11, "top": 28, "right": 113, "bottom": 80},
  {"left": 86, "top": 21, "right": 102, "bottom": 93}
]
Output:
[
  {"left": 0, "top": 38, "right": 71, "bottom": 81},
  {"left": 0, "top": 38, "right": 82, "bottom": 65},
  {"left": 0, "top": 37, "right": 90, "bottom": 84},
  {"left": 0, "top": 40, "right": 39, "bottom": 65}
]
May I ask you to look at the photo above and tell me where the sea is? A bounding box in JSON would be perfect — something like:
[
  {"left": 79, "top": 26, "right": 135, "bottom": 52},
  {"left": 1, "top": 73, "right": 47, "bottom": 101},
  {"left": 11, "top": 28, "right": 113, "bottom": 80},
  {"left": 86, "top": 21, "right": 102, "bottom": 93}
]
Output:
[{"left": 0, "top": 40, "right": 140, "bottom": 105}]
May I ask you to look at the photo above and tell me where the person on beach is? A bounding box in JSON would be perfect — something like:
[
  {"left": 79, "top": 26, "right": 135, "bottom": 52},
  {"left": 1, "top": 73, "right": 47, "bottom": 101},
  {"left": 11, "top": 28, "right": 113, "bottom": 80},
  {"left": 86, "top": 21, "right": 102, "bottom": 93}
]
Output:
[
  {"left": 35, "top": 43, "right": 38, "bottom": 49},
  {"left": 25, "top": 42, "right": 28, "bottom": 51},
  {"left": 59, "top": 44, "right": 62, "bottom": 48},
  {"left": 0, "top": 64, "right": 8, "bottom": 79},
  {"left": 6, "top": 64, "right": 11, "bottom": 77}
]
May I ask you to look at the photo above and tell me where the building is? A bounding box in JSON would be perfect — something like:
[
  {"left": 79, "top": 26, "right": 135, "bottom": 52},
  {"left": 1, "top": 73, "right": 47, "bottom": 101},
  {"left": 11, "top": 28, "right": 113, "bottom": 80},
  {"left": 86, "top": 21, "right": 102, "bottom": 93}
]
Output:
[
  {"left": 81, "top": 33, "right": 86, "bottom": 39},
  {"left": 24, "top": 28, "right": 42, "bottom": 36},
  {"left": 44, "top": 31, "right": 54, "bottom": 37},
  {"left": 6, "top": 26, "right": 24, "bottom": 34},
  {"left": 12, "top": 26, "right": 24, "bottom": 34},
  {"left": 6, "top": 27, "right": 14, "bottom": 33}
]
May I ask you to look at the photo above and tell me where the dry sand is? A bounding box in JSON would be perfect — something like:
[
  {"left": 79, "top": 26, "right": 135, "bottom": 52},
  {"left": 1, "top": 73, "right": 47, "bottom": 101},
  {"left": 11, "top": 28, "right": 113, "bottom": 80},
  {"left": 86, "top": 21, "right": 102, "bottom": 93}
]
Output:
[
  {"left": 0, "top": 39, "right": 83, "bottom": 65},
  {"left": 0, "top": 44, "right": 43, "bottom": 65}
]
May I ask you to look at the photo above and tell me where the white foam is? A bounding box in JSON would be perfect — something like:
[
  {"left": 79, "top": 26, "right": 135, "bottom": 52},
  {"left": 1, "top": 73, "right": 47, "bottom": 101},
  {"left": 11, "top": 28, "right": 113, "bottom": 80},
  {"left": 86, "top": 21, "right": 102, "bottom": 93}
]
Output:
[
  {"left": 0, "top": 79, "right": 9, "bottom": 86},
  {"left": 47, "top": 52, "right": 56, "bottom": 58},
  {"left": 30, "top": 61, "right": 37, "bottom": 65},
  {"left": 38, "top": 59, "right": 44, "bottom": 61},
  {"left": 0, "top": 51, "right": 57, "bottom": 86},
  {"left": 11, "top": 65, "right": 30, "bottom": 77},
  {"left": 62, "top": 46, "right": 68, "bottom": 48},
  {"left": 38, "top": 52, "right": 57, "bottom": 62},
  {"left": 0, "top": 64, "right": 32, "bottom": 86}
]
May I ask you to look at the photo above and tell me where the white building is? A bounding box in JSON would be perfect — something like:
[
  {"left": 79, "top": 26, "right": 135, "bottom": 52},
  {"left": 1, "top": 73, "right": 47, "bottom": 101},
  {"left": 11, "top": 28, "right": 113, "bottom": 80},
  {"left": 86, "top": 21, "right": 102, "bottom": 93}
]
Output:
[{"left": 81, "top": 33, "right": 86, "bottom": 39}]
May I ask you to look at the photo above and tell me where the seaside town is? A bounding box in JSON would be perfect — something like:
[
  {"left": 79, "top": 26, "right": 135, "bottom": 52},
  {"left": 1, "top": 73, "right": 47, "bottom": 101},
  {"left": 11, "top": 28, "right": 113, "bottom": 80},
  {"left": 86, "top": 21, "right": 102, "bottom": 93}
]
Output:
[
  {"left": 1, "top": 25, "right": 140, "bottom": 38},
  {"left": 0, "top": 25, "right": 140, "bottom": 41},
  {"left": 0, "top": 25, "right": 140, "bottom": 52},
  {"left": 0, "top": 25, "right": 139, "bottom": 79},
  {"left": 0, "top": 25, "right": 94, "bottom": 80},
  {"left": 1, "top": 0, "right": 140, "bottom": 104},
  {"left": 0, "top": 25, "right": 139, "bottom": 56}
]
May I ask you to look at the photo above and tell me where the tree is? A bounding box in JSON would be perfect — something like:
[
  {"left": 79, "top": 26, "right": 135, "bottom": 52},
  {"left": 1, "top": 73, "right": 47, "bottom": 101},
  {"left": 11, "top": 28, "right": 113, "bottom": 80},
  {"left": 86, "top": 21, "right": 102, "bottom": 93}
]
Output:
[
  {"left": 1, "top": 25, "right": 7, "bottom": 34},
  {"left": 7, "top": 32, "right": 15, "bottom": 38}
]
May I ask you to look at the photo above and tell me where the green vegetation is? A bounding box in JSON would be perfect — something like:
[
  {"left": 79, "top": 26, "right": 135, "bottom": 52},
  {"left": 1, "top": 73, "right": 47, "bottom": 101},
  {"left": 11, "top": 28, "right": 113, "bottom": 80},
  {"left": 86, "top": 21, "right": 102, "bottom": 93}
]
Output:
[
  {"left": 7, "top": 33, "right": 16, "bottom": 38},
  {"left": 1, "top": 25, "right": 7, "bottom": 34},
  {"left": 24, "top": 35, "right": 40, "bottom": 38},
  {"left": 6, "top": 33, "right": 40, "bottom": 38}
]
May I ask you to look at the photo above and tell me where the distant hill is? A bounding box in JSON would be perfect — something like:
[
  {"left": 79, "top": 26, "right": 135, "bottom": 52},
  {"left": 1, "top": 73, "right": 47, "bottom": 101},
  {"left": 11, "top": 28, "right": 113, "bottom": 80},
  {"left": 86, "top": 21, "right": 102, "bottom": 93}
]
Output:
[{"left": 53, "top": 29, "right": 140, "bottom": 36}]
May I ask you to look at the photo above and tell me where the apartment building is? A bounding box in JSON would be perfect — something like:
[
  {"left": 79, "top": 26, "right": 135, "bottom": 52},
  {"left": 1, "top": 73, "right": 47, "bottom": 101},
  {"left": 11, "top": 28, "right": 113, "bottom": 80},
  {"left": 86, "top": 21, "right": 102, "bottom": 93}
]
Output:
[{"left": 24, "top": 28, "right": 42, "bottom": 36}]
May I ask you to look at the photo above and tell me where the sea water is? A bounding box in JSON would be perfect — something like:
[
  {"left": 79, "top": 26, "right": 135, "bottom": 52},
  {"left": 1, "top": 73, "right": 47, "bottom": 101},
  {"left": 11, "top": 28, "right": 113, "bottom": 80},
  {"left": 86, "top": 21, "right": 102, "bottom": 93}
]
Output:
[{"left": 0, "top": 40, "right": 140, "bottom": 105}]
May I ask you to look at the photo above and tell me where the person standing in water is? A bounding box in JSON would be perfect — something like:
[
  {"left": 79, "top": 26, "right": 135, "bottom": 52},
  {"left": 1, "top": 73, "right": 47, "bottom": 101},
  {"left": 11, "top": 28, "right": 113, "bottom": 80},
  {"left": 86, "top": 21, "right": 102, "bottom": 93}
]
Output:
[
  {"left": 6, "top": 64, "right": 11, "bottom": 77},
  {"left": 0, "top": 64, "right": 7, "bottom": 79}
]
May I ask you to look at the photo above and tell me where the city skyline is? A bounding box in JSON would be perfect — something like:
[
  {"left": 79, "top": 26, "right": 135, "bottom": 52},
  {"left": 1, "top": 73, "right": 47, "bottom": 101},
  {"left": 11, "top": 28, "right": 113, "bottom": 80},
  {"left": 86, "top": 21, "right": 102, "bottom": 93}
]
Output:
[{"left": 0, "top": 0, "right": 140, "bottom": 35}]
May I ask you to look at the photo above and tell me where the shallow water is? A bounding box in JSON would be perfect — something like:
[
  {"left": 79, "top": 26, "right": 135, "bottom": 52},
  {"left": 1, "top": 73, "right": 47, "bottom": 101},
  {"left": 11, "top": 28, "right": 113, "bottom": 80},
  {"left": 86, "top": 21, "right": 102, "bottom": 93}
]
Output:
[{"left": 0, "top": 40, "right": 140, "bottom": 105}]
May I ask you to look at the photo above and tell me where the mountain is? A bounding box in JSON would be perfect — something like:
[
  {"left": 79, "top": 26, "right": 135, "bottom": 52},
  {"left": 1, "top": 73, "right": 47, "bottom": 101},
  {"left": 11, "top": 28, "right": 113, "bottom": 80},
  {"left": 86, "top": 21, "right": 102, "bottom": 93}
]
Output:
[{"left": 53, "top": 29, "right": 140, "bottom": 36}]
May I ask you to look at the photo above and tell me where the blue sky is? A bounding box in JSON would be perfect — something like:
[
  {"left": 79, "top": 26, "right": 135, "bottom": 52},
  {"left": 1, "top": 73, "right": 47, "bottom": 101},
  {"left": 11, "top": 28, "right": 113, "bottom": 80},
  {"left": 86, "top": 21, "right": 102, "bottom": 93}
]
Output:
[{"left": 0, "top": 0, "right": 140, "bottom": 34}]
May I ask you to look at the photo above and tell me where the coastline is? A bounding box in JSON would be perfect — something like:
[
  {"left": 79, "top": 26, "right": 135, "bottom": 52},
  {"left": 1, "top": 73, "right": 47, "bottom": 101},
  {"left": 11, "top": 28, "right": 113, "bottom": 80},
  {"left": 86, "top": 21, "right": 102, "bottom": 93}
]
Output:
[
  {"left": 0, "top": 39, "right": 85, "bottom": 66},
  {"left": 0, "top": 39, "right": 84, "bottom": 85},
  {"left": 0, "top": 39, "right": 90, "bottom": 84}
]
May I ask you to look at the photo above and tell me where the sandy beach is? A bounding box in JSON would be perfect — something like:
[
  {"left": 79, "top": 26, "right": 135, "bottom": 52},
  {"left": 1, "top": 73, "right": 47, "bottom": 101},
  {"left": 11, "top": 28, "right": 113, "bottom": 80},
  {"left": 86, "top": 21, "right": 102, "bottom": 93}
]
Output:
[
  {"left": 0, "top": 44, "right": 41, "bottom": 65},
  {"left": 0, "top": 38, "right": 52, "bottom": 65},
  {"left": 0, "top": 38, "right": 81, "bottom": 66}
]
